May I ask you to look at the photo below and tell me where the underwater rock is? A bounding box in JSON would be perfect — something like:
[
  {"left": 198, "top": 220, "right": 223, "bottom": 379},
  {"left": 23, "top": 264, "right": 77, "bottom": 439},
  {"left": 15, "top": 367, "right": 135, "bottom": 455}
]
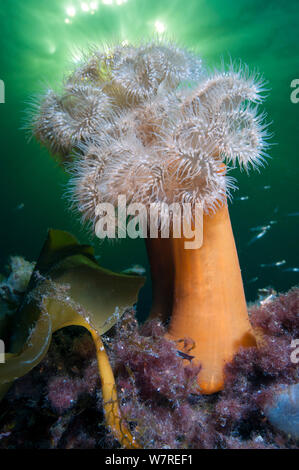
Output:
[{"left": 264, "top": 384, "right": 299, "bottom": 439}]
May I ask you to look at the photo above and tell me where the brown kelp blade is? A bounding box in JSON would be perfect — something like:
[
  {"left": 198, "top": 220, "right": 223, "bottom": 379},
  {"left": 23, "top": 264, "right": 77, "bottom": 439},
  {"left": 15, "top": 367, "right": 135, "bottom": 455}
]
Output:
[{"left": 0, "top": 229, "right": 145, "bottom": 390}]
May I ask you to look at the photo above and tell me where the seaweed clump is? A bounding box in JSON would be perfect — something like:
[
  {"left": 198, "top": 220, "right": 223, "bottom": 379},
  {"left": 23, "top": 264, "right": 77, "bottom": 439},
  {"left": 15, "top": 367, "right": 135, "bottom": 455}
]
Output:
[
  {"left": 0, "top": 328, "right": 104, "bottom": 448},
  {"left": 0, "top": 287, "right": 298, "bottom": 449},
  {"left": 0, "top": 230, "right": 145, "bottom": 448},
  {"left": 214, "top": 287, "right": 299, "bottom": 446}
]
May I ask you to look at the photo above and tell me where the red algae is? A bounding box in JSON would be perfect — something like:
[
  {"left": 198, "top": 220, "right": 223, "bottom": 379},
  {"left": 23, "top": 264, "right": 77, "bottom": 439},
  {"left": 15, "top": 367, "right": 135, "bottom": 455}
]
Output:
[{"left": 0, "top": 288, "right": 298, "bottom": 449}]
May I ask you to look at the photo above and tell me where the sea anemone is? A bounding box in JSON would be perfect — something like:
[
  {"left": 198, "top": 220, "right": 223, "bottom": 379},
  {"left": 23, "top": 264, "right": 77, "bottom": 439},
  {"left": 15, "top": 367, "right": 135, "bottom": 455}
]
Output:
[{"left": 30, "top": 40, "right": 271, "bottom": 394}]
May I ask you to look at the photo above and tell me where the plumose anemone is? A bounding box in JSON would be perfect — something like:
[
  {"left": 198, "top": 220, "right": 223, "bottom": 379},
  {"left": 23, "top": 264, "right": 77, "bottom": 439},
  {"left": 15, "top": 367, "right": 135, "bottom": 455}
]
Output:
[{"left": 30, "top": 40, "right": 271, "bottom": 394}]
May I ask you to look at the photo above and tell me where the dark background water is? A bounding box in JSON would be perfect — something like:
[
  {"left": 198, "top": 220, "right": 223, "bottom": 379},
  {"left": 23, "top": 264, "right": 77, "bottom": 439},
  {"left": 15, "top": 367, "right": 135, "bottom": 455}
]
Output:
[{"left": 0, "top": 0, "right": 298, "bottom": 318}]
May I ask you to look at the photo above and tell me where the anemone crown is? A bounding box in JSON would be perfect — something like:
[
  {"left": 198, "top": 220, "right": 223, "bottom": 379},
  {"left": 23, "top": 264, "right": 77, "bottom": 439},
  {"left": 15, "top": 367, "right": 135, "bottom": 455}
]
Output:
[{"left": 30, "top": 40, "right": 270, "bottom": 227}]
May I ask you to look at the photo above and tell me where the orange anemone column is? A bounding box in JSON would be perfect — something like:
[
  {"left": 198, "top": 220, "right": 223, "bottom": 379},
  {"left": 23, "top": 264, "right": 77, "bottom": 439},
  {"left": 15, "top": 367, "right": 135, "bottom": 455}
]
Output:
[
  {"left": 147, "top": 204, "right": 256, "bottom": 395},
  {"left": 169, "top": 204, "right": 256, "bottom": 394}
]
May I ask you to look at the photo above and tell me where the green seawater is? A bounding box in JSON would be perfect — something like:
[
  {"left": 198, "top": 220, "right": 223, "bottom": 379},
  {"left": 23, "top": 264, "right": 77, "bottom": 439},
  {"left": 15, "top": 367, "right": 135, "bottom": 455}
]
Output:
[{"left": 0, "top": 0, "right": 298, "bottom": 319}]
